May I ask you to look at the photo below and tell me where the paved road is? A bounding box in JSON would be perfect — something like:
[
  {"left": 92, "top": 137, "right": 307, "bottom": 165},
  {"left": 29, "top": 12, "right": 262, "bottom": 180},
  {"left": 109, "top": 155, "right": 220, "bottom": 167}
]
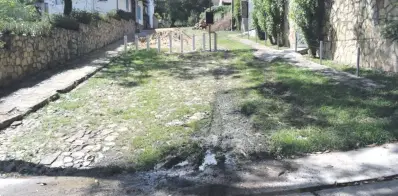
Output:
[{"left": 315, "top": 180, "right": 398, "bottom": 196}]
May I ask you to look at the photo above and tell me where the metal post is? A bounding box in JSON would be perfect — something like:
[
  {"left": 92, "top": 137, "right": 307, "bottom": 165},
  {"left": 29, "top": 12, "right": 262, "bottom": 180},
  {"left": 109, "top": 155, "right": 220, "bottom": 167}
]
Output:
[
  {"left": 356, "top": 47, "right": 361, "bottom": 76},
  {"left": 277, "top": 34, "right": 280, "bottom": 50},
  {"left": 320, "top": 41, "right": 323, "bottom": 65},
  {"left": 169, "top": 33, "right": 172, "bottom": 53},
  {"left": 192, "top": 34, "right": 196, "bottom": 51},
  {"left": 255, "top": 29, "right": 257, "bottom": 43},
  {"left": 295, "top": 32, "right": 298, "bottom": 52},
  {"left": 135, "top": 35, "right": 138, "bottom": 51},
  {"left": 265, "top": 32, "right": 267, "bottom": 45},
  {"left": 209, "top": 25, "right": 212, "bottom": 52},
  {"left": 146, "top": 36, "right": 150, "bottom": 51},
  {"left": 180, "top": 34, "right": 183, "bottom": 53},
  {"left": 203, "top": 33, "right": 206, "bottom": 51},
  {"left": 124, "top": 35, "right": 128, "bottom": 54},
  {"left": 213, "top": 32, "right": 217, "bottom": 51},
  {"left": 157, "top": 36, "right": 161, "bottom": 53}
]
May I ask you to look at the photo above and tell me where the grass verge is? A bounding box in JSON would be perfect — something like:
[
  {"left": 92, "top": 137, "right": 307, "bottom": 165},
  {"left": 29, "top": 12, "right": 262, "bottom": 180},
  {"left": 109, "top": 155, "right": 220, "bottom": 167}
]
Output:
[{"left": 233, "top": 53, "right": 398, "bottom": 156}]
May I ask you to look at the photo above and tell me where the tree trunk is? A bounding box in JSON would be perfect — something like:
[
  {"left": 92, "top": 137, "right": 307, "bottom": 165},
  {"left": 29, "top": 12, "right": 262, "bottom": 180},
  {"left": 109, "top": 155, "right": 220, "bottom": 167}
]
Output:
[{"left": 64, "top": 0, "right": 72, "bottom": 16}]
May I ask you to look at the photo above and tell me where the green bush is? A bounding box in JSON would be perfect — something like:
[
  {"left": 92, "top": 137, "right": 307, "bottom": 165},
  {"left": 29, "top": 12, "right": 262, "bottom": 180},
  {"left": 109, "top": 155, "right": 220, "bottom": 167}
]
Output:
[
  {"left": 0, "top": 0, "right": 40, "bottom": 22},
  {"left": 71, "top": 10, "right": 95, "bottom": 24},
  {"left": 0, "top": 20, "right": 52, "bottom": 36},
  {"left": 50, "top": 15, "right": 80, "bottom": 31},
  {"left": 107, "top": 10, "right": 121, "bottom": 21},
  {"left": 382, "top": 20, "right": 398, "bottom": 42},
  {"left": 117, "top": 9, "right": 135, "bottom": 21}
]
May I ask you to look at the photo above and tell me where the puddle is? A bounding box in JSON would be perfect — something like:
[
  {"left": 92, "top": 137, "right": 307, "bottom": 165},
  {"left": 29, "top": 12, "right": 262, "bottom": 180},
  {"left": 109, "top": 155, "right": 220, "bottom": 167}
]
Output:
[{"left": 199, "top": 150, "right": 217, "bottom": 171}]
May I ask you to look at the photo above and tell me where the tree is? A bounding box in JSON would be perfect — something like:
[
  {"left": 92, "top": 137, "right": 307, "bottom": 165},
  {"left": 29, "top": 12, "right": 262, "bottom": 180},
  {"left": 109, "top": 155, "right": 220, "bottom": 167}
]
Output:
[
  {"left": 290, "top": 0, "right": 325, "bottom": 56},
  {"left": 64, "top": 0, "right": 72, "bottom": 16}
]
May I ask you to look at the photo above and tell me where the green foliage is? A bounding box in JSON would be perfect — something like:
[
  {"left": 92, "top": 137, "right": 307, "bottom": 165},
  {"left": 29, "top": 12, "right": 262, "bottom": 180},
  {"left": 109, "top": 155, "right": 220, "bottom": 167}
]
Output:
[
  {"left": 252, "top": 0, "right": 285, "bottom": 45},
  {"left": 290, "top": 0, "right": 325, "bottom": 56},
  {"left": 0, "top": 0, "right": 40, "bottom": 22},
  {"left": 71, "top": 10, "right": 95, "bottom": 24},
  {"left": 107, "top": 10, "right": 121, "bottom": 21},
  {"left": 200, "top": 5, "right": 231, "bottom": 22},
  {"left": 50, "top": 14, "right": 80, "bottom": 31},
  {"left": 0, "top": 20, "right": 52, "bottom": 35},
  {"left": 116, "top": 9, "right": 135, "bottom": 21},
  {"left": 156, "top": 0, "right": 212, "bottom": 27},
  {"left": 382, "top": 20, "right": 398, "bottom": 42}
]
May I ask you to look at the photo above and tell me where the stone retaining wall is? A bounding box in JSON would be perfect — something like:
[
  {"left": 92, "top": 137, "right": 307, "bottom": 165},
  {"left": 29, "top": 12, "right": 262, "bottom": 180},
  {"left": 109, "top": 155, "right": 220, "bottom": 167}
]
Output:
[
  {"left": 323, "top": 0, "right": 398, "bottom": 72},
  {"left": 0, "top": 19, "right": 134, "bottom": 88}
]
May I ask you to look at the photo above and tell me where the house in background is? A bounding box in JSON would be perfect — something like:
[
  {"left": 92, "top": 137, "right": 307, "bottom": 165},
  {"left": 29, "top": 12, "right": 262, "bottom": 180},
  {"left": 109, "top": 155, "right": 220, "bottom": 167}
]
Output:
[
  {"left": 40, "top": 0, "right": 155, "bottom": 28},
  {"left": 43, "top": 0, "right": 131, "bottom": 14}
]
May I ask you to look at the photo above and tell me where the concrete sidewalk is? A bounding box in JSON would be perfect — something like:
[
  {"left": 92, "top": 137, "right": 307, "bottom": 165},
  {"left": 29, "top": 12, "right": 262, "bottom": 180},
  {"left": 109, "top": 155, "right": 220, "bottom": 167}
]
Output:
[
  {"left": 1, "top": 143, "right": 398, "bottom": 195},
  {"left": 0, "top": 36, "right": 134, "bottom": 130}
]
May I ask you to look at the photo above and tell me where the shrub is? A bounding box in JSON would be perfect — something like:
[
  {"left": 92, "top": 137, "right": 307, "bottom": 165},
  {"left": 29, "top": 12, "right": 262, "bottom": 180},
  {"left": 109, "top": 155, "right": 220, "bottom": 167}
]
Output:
[
  {"left": 71, "top": 10, "right": 95, "bottom": 24},
  {"left": 107, "top": 10, "right": 121, "bottom": 21},
  {"left": 50, "top": 14, "right": 80, "bottom": 31},
  {"left": 0, "top": 0, "right": 40, "bottom": 22},
  {"left": 117, "top": 9, "right": 135, "bottom": 21},
  {"left": 382, "top": 20, "right": 398, "bottom": 42},
  {"left": 0, "top": 20, "right": 52, "bottom": 36}
]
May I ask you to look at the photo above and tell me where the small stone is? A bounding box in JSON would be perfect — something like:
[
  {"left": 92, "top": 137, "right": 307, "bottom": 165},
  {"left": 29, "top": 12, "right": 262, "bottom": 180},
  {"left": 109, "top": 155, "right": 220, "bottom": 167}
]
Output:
[
  {"left": 71, "top": 152, "right": 85, "bottom": 159},
  {"left": 104, "top": 135, "right": 117, "bottom": 142},
  {"left": 83, "top": 161, "right": 92, "bottom": 167},
  {"left": 82, "top": 145, "right": 94, "bottom": 152},
  {"left": 40, "top": 152, "right": 61, "bottom": 165},
  {"left": 102, "top": 146, "right": 110, "bottom": 152},
  {"left": 104, "top": 142, "right": 115, "bottom": 146},
  {"left": 97, "top": 152, "right": 104, "bottom": 160},
  {"left": 63, "top": 156, "right": 73, "bottom": 163},
  {"left": 101, "top": 129, "right": 113, "bottom": 136},
  {"left": 64, "top": 162, "right": 74, "bottom": 167},
  {"left": 72, "top": 140, "right": 85, "bottom": 146},
  {"left": 51, "top": 158, "right": 64, "bottom": 168},
  {"left": 92, "top": 145, "right": 102, "bottom": 152},
  {"left": 85, "top": 154, "right": 95, "bottom": 162},
  {"left": 11, "top": 121, "right": 22, "bottom": 127}
]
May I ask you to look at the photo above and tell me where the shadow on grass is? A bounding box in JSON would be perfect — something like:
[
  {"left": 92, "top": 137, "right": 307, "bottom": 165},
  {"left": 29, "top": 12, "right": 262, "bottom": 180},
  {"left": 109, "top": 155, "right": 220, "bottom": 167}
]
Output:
[
  {"left": 96, "top": 49, "right": 257, "bottom": 87},
  {"left": 238, "top": 59, "right": 398, "bottom": 156}
]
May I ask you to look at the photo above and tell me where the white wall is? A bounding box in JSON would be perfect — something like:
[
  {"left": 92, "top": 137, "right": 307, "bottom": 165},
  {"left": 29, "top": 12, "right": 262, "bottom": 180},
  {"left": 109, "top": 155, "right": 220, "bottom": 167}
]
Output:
[{"left": 45, "top": 0, "right": 132, "bottom": 15}]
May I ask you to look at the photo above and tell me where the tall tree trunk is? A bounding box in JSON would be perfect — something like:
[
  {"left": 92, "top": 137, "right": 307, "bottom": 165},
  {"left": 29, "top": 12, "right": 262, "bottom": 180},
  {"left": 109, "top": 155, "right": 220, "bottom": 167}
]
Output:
[{"left": 64, "top": 0, "right": 72, "bottom": 16}]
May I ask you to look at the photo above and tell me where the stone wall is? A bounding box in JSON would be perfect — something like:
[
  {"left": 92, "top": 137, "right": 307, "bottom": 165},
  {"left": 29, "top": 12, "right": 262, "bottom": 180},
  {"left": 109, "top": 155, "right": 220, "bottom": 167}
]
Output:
[
  {"left": 324, "top": 0, "right": 398, "bottom": 71},
  {"left": 0, "top": 19, "right": 134, "bottom": 88}
]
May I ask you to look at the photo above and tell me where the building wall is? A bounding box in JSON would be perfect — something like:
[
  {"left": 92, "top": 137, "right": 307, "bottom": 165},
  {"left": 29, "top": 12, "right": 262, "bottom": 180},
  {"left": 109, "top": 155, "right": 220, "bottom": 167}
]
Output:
[
  {"left": 288, "top": 0, "right": 398, "bottom": 72},
  {"left": 0, "top": 19, "right": 135, "bottom": 88},
  {"left": 323, "top": 0, "right": 398, "bottom": 71},
  {"left": 45, "top": 0, "right": 132, "bottom": 14}
]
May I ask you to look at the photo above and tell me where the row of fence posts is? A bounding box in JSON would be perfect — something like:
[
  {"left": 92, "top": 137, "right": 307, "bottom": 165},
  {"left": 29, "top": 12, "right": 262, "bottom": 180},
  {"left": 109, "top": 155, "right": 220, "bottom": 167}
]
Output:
[
  {"left": 251, "top": 30, "right": 362, "bottom": 77},
  {"left": 123, "top": 33, "right": 218, "bottom": 55}
]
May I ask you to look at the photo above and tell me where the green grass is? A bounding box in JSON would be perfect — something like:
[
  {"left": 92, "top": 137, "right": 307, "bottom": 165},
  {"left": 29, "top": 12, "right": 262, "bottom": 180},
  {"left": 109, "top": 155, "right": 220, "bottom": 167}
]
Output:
[{"left": 233, "top": 53, "right": 398, "bottom": 156}]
